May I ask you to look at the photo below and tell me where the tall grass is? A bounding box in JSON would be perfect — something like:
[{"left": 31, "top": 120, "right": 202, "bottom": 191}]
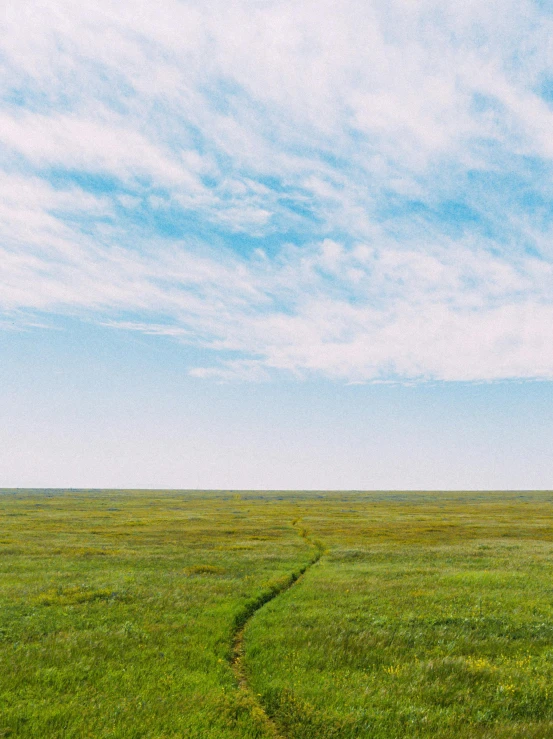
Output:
[
  {"left": 0, "top": 490, "right": 311, "bottom": 738},
  {"left": 245, "top": 491, "right": 553, "bottom": 737},
  {"left": 2, "top": 490, "right": 553, "bottom": 737}
]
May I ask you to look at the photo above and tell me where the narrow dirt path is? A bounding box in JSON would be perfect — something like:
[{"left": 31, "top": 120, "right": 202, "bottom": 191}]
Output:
[{"left": 230, "top": 520, "right": 324, "bottom": 738}]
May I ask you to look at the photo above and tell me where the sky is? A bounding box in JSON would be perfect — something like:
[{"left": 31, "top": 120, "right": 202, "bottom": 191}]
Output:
[{"left": 1, "top": 0, "right": 553, "bottom": 489}]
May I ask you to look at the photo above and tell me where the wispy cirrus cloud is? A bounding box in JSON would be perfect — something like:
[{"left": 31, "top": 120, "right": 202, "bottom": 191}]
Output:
[{"left": 2, "top": 0, "right": 553, "bottom": 381}]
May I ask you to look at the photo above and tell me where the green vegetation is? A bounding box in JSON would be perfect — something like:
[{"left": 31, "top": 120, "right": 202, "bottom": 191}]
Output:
[{"left": 2, "top": 490, "right": 553, "bottom": 737}]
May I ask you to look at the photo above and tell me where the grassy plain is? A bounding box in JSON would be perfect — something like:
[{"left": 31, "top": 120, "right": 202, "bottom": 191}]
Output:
[{"left": 2, "top": 490, "right": 553, "bottom": 738}]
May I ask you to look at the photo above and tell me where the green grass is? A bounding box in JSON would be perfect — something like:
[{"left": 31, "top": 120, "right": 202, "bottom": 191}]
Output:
[
  {"left": 0, "top": 490, "right": 313, "bottom": 738},
  {"left": 2, "top": 490, "right": 553, "bottom": 737},
  {"left": 246, "top": 492, "right": 553, "bottom": 737}
]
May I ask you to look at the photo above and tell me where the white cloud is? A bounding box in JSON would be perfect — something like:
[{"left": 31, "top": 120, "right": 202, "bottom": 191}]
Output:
[
  {"left": 2, "top": 178, "right": 553, "bottom": 382},
  {"left": 2, "top": 0, "right": 553, "bottom": 382}
]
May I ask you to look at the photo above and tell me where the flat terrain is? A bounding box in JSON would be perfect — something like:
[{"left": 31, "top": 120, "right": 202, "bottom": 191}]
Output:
[{"left": 2, "top": 490, "right": 553, "bottom": 737}]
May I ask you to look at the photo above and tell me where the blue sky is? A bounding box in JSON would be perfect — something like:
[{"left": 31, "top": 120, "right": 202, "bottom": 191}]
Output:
[{"left": 1, "top": 0, "right": 553, "bottom": 488}]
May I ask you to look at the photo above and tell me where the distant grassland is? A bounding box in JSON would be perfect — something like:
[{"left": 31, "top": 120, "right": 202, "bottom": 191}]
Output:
[{"left": 2, "top": 490, "right": 553, "bottom": 737}]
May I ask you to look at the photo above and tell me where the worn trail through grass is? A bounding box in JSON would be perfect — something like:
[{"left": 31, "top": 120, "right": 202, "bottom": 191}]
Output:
[{"left": 230, "top": 520, "right": 324, "bottom": 737}]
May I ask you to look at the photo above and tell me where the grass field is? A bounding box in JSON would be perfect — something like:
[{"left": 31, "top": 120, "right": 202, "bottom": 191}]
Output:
[{"left": 2, "top": 490, "right": 553, "bottom": 737}]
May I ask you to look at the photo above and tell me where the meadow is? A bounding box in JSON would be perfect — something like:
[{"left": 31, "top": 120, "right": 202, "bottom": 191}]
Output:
[{"left": 1, "top": 490, "right": 553, "bottom": 738}]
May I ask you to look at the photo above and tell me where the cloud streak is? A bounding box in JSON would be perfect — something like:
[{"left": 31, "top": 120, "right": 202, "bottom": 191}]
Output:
[{"left": 2, "top": 0, "right": 553, "bottom": 381}]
